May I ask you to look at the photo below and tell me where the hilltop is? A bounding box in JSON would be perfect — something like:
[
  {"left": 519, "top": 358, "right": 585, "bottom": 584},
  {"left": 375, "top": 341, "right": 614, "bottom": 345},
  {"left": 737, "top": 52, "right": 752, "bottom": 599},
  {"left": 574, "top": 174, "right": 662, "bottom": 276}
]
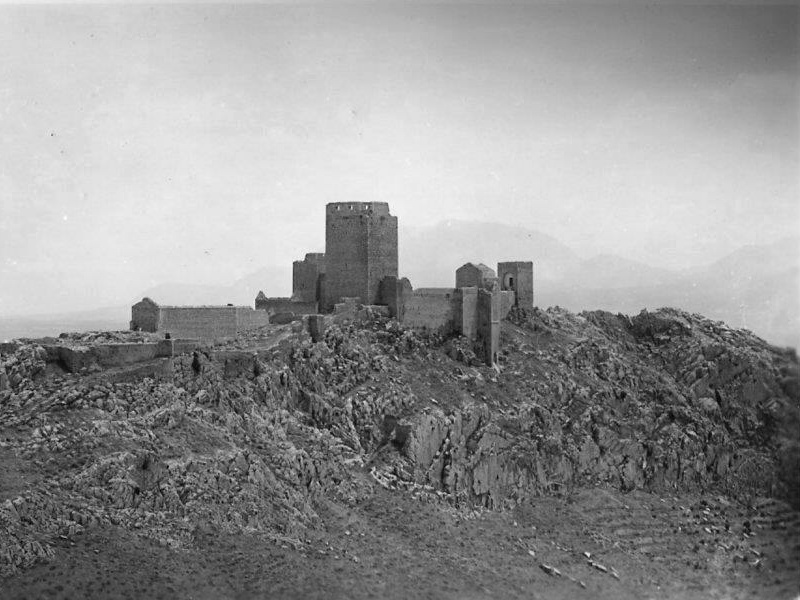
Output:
[{"left": 1, "top": 307, "right": 799, "bottom": 599}]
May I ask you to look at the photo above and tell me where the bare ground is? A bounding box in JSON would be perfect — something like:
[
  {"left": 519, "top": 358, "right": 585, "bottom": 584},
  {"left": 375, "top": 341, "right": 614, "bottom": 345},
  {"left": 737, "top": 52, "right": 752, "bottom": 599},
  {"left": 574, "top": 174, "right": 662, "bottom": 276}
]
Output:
[{"left": 3, "top": 476, "right": 799, "bottom": 600}]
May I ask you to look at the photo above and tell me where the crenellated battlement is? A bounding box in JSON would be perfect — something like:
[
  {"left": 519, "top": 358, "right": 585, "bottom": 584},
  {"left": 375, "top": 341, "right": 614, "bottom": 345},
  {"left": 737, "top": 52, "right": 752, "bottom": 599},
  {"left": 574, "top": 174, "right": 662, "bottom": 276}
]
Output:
[{"left": 326, "top": 202, "right": 391, "bottom": 216}]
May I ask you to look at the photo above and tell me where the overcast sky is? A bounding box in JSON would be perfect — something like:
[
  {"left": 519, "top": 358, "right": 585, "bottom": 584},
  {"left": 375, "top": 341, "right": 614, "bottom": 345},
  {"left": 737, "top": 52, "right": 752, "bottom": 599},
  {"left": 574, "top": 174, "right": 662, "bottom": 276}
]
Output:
[{"left": 1, "top": 3, "right": 797, "bottom": 315}]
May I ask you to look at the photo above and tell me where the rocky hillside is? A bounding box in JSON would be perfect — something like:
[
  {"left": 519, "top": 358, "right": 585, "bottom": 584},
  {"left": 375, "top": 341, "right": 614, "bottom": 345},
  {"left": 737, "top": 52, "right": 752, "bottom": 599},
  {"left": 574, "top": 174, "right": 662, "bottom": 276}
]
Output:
[{"left": 0, "top": 308, "right": 798, "bottom": 594}]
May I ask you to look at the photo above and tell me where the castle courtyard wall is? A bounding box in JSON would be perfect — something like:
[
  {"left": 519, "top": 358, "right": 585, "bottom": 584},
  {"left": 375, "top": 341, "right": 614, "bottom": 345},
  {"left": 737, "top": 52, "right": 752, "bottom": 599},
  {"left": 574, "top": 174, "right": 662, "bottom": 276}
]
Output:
[
  {"left": 402, "top": 288, "right": 457, "bottom": 334},
  {"left": 292, "top": 253, "right": 325, "bottom": 303},
  {"left": 157, "top": 306, "right": 239, "bottom": 339},
  {"left": 234, "top": 307, "right": 272, "bottom": 331}
]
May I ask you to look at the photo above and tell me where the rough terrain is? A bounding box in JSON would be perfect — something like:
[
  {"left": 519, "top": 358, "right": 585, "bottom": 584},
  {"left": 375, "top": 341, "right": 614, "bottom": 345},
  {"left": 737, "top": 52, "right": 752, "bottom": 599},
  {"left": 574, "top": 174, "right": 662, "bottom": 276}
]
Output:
[{"left": 1, "top": 307, "right": 799, "bottom": 599}]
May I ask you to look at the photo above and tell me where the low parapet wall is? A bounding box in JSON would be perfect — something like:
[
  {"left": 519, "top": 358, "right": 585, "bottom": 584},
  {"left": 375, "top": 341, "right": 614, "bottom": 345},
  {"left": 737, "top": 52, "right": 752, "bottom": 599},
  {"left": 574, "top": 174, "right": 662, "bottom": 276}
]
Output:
[{"left": 43, "top": 338, "right": 200, "bottom": 373}]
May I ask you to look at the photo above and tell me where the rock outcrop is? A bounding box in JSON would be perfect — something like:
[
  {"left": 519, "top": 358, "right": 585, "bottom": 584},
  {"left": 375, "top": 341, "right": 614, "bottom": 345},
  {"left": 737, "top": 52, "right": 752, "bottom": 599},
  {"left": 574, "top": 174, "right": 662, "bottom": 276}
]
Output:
[{"left": 0, "top": 308, "right": 797, "bottom": 576}]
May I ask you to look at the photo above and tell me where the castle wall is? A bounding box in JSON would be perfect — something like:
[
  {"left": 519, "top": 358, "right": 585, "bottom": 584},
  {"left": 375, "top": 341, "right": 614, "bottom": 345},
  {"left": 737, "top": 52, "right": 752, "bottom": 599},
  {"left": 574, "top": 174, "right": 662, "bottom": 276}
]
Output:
[
  {"left": 93, "top": 341, "right": 174, "bottom": 366},
  {"left": 500, "top": 290, "right": 515, "bottom": 319},
  {"left": 402, "top": 288, "right": 457, "bottom": 334},
  {"left": 256, "top": 297, "right": 318, "bottom": 316},
  {"left": 154, "top": 306, "right": 271, "bottom": 340},
  {"left": 379, "top": 276, "right": 413, "bottom": 321},
  {"left": 43, "top": 339, "right": 200, "bottom": 374},
  {"left": 292, "top": 253, "right": 325, "bottom": 303},
  {"left": 477, "top": 289, "right": 500, "bottom": 366},
  {"left": 455, "top": 287, "right": 478, "bottom": 340},
  {"left": 234, "top": 307, "right": 272, "bottom": 331},
  {"left": 157, "top": 306, "right": 238, "bottom": 339},
  {"left": 324, "top": 202, "right": 397, "bottom": 311}
]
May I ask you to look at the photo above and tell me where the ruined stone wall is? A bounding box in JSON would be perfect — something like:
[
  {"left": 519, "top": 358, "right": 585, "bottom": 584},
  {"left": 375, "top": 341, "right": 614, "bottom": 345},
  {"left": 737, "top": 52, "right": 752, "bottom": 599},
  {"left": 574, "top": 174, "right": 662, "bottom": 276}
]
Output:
[
  {"left": 91, "top": 341, "right": 174, "bottom": 366},
  {"left": 130, "top": 298, "right": 159, "bottom": 332},
  {"left": 234, "top": 307, "right": 272, "bottom": 331},
  {"left": 157, "top": 307, "right": 239, "bottom": 340},
  {"left": 500, "top": 290, "right": 515, "bottom": 319},
  {"left": 292, "top": 253, "right": 325, "bottom": 303},
  {"left": 256, "top": 297, "right": 318, "bottom": 316},
  {"left": 402, "top": 288, "right": 457, "bottom": 334},
  {"left": 42, "top": 339, "right": 180, "bottom": 373},
  {"left": 379, "top": 276, "right": 413, "bottom": 321},
  {"left": 324, "top": 202, "right": 397, "bottom": 311},
  {"left": 455, "top": 287, "right": 478, "bottom": 340},
  {"left": 477, "top": 289, "right": 500, "bottom": 365}
]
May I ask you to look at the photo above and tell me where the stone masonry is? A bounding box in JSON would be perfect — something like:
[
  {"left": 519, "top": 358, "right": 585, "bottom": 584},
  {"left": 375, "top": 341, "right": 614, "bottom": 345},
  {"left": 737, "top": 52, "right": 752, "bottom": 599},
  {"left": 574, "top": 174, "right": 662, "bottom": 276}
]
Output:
[
  {"left": 323, "top": 202, "right": 398, "bottom": 311},
  {"left": 497, "top": 261, "right": 534, "bottom": 310},
  {"left": 250, "top": 202, "right": 534, "bottom": 364}
]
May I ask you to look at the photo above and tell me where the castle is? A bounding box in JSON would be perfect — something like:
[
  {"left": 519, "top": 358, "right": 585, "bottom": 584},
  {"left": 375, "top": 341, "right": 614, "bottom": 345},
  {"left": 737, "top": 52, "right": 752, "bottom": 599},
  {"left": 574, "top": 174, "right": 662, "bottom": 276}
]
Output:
[
  {"left": 132, "top": 202, "right": 533, "bottom": 365},
  {"left": 255, "top": 202, "right": 533, "bottom": 365}
]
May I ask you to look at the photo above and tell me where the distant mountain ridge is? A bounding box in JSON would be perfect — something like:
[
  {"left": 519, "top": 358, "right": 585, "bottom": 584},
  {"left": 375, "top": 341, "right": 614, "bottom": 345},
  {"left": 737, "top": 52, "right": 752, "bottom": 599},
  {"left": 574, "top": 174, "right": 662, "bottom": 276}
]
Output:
[{"left": 400, "top": 220, "right": 581, "bottom": 286}]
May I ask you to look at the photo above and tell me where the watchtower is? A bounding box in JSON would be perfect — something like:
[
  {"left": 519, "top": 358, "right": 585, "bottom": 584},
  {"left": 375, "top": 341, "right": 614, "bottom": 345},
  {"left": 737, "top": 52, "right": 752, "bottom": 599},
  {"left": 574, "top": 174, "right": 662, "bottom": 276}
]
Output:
[
  {"left": 497, "top": 261, "right": 534, "bottom": 310},
  {"left": 324, "top": 202, "right": 398, "bottom": 311}
]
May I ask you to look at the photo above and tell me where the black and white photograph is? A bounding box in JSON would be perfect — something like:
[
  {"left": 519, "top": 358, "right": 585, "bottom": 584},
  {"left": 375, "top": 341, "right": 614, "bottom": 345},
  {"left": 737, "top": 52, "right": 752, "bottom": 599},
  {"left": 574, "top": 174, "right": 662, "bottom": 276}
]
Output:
[{"left": 1, "top": 1, "right": 798, "bottom": 598}]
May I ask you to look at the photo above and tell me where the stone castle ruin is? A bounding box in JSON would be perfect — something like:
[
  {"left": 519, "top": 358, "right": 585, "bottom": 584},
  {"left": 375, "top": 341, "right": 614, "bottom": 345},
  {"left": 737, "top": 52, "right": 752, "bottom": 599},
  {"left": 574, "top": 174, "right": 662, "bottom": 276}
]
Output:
[
  {"left": 256, "top": 202, "right": 533, "bottom": 365},
  {"left": 132, "top": 201, "right": 533, "bottom": 365}
]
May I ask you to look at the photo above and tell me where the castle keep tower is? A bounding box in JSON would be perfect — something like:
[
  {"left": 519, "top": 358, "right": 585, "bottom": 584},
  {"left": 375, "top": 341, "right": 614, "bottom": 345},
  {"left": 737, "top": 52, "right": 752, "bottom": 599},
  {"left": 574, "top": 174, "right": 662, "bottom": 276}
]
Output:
[{"left": 324, "top": 202, "right": 398, "bottom": 311}]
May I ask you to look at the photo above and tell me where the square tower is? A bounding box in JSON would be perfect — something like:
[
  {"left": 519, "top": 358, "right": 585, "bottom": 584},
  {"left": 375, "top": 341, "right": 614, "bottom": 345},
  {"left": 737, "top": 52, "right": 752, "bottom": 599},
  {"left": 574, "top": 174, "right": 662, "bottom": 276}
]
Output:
[
  {"left": 497, "top": 261, "right": 534, "bottom": 310},
  {"left": 324, "top": 202, "right": 398, "bottom": 311}
]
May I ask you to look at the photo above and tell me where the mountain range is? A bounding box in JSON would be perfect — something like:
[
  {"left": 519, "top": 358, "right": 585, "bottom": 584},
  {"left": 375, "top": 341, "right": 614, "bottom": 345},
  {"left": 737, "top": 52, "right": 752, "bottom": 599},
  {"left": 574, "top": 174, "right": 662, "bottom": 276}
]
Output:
[{"left": 1, "top": 222, "right": 797, "bottom": 349}]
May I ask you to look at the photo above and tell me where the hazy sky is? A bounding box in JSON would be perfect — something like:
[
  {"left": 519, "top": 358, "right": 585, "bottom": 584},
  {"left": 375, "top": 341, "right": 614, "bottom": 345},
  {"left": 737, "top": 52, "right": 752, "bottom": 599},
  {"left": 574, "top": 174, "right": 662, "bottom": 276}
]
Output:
[{"left": 1, "top": 3, "right": 798, "bottom": 315}]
